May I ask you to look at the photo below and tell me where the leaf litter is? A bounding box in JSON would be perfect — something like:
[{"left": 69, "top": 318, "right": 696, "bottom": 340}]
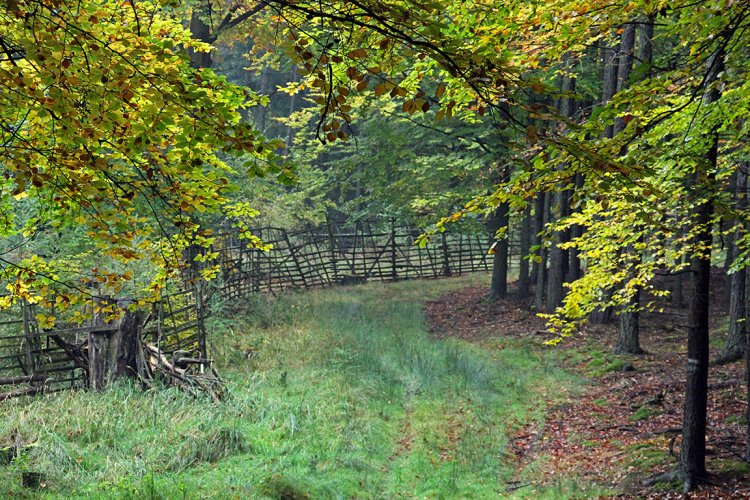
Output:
[{"left": 423, "top": 278, "right": 750, "bottom": 498}]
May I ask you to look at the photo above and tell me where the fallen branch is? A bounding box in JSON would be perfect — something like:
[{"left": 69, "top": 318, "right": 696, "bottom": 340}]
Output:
[
  {"left": 0, "top": 374, "right": 46, "bottom": 386},
  {"left": 505, "top": 481, "right": 532, "bottom": 492},
  {"left": 643, "top": 427, "right": 682, "bottom": 438},
  {"left": 142, "top": 343, "right": 224, "bottom": 402},
  {"left": 0, "top": 385, "right": 45, "bottom": 401}
]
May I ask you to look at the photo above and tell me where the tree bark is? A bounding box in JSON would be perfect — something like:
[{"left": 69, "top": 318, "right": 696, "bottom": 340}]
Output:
[
  {"left": 534, "top": 192, "right": 550, "bottom": 311},
  {"left": 613, "top": 22, "right": 636, "bottom": 135},
  {"left": 680, "top": 45, "right": 724, "bottom": 492},
  {"left": 614, "top": 21, "right": 643, "bottom": 354},
  {"left": 673, "top": 255, "right": 686, "bottom": 308},
  {"left": 114, "top": 309, "right": 145, "bottom": 379},
  {"left": 546, "top": 195, "right": 565, "bottom": 313},
  {"left": 615, "top": 282, "right": 644, "bottom": 354},
  {"left": 490, "top": 203, "right": 510, "bottom": 299},
  {"left": 546, "top": 61, "right": 576, "bottom": 313},
  {"left": 517, "top": 203, "right": 532, "bottom": 298},
  {"left": 635, "top": 15, "right": 655, "bottom": 80},
  {"left": 188, "top": 8, "right": 213, "bottom": 69},
  {"left": 588, "top": 42, "right": 622, "bottom": 324},
  {"left": 681, "top": 194, "right": 712, "bottom": 491},
  {"left": 719, "top": 169, "right": 747, "bottom": 363},
  {"left": 285, "top": 68, "right": 298, "bottom": 155},
  {"left": 530, "top": 184, "right": 546, "bottom": 286},
  {"left": 567, "top": 174, "right": 585, "bottom": 283},
  {"left": 256, "top": 65, "right": 271, "bottom": 132},
  {"left": 601, "top": 43, "right": 619, "bottom": 139}
]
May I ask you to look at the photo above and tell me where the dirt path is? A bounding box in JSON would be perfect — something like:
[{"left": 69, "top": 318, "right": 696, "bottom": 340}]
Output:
[{"left": 423, "top": 281, "right": 750, "bottom": 498}]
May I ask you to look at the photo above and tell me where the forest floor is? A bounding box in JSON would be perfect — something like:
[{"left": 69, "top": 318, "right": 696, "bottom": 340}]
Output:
[
  {"left": 424, "top": 275, "right": 750, "bottom": 498},
  {"left": 2, "top": 273, "right": 747, "bottom": 498}
]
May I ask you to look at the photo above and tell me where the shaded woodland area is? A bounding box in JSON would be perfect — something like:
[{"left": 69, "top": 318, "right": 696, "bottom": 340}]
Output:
[{"left": 1, "top": 0, "right": 750, "bottom": 496}]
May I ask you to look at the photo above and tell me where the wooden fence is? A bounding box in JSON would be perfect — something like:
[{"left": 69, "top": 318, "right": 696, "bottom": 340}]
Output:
[
  {"left": 214, "top": 220, "right": 497, "bottom": 299},
  {"left": 0, "top": 218, "right": 499, "bottom": 400}
]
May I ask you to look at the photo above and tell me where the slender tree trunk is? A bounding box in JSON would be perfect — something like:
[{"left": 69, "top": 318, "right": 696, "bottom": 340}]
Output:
[
  {"left": 490, "top": 202, "right": 510, "bottom": 299},
  {"left": 546, "top": 60, "right": 576, "bottom": 313},
  {"left": 256, "top": 65, "right": 271, "bottom": 132},
  {"left": 636, "top": 15, "right": 655, "bottom": 79},
  {"left": 681, "top": 189, "right": 713, "bottom": 492},
  {"left": 568, "top": 174, "right": 585, "bottom": 282},
  {"left": 613, "top": 22, "right": 636, "bottom": 135},
  {"left": 746, "top": 298, "right": 750, "bottom": 461},
  {"left": 188, "top": 8, "right": 213, "bottom": 69},
  {"left": 534, "top": 192, "right": 550, "bottom": 311},
  {"left": 726, "top": 229, "right": 736, "bottom": 274},
  {"left": 673, "top": 254, "right": 686, "bottom": 308},
  {"left": 546, "top": 198, "right": 565, "bottom": 312},
  {"left": 614, "top": 21, "right": 644, "bottom": 354},
  {"left": 285, "top": 69, "right": 298, "bottom": 155},
  {"left": 517, "top": 203, "right": 532, "bottom": 298},
  {"left": 680, "top": 46, "right": 724, "bottom": 493},
  {"left": 530, "top": 191, "right": 545, "bottom": 285},
  {"left": 615, "top": 279, "right": 644, "bottom": 354},
  {"left": 724, "top": 170, "right": 738, "bottom": 306},
  {"left": 601, "top": 44, "right": 619, "bottom": 139},
  {"left": 719, "top": 169, "right": 747, "bottom": 363},
  {"left": 588, "top": 41, "right": 622, "bottom": 324}
]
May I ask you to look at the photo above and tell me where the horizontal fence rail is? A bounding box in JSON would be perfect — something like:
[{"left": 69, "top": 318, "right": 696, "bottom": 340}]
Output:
[{"left": 212, "top": 220, "right": 503, "bottom": 298}]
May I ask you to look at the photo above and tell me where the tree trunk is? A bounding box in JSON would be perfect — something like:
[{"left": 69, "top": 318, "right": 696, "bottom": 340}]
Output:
[
  {"left": 530, "top": 191, "right": 546, "bottom": 285},
  {"left": 256, "top": 65, "right": 271, "bottom": 132},
  {"left": 546, "top": 60, "right": 576, "bottom": 313},
  {"left": 614, "top": 21, "right": 643, "bottom": 353},
  {"left": 681, "top": 194, "right": 712, "bottom": 491},
  {"left": 673, "top": 255, "right": 686, "bottom": 308},
  {"left": 534, "top": 192, "right": 550, "bottom": 311},
  {"left": 615, "top": 278, "right": 644, "bottom": 354},
  {"left": 635, "top": 15, "right": 655, "bottom": 79},
  {"left": 567, "top": 174, "right": 585, "bottom": 283},
  {"left": 517, "top": 203, "right": 532, "bottom": 298},
  {"left": 490, "top": 204, "right": 510, "bottom": 299},
  {"left": 680, "top": 46, "right": 724, "bottom": 492},
  {"left": 587, "top": 43, "right": 622, "bottom": 324},
  {"left": 188, "top": 9, "right": 213, "bottom": 69},
  {"left": 601, "top": 43, "right": 619, "bottom": 139},
  {"left": 746, "top": 302, "right": 750, "bottom": 461},
  {"left": 285, "top": 69, "right": 299, "bottom": 155},
  {"left": 613, "top": 22, "right": 636, "bottom": 135},
  {"left": 546, "top": 195, "right": 565, "bottom": 313},
  {"left": 114, "top": 309, "right": 145, "bottom": 379},
  {"left": 719, "top": 169, "right": 747, "bottom": 363}
]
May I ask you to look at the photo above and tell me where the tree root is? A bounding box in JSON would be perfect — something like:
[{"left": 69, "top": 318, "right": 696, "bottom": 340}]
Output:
[{"left": 644, "top": 468, "right": 710, "bottom": 493}]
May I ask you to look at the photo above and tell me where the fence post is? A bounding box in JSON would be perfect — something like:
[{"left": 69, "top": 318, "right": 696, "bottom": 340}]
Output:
[
  {"left": 441, "top": 232, "right": 452, "bottom": 277},
  {"left": 195, "top": 281, "right": 207, "bottom": 365},
  {"left": 21, "top": 301, "right": 41, "bottom": 378},
  {"left": 283, "top": 230, "right": 307, "bottom": 289},
  {"left": 88, "top": 296, "right": 112, "bottom": 391},
  {"left": 327, "top": 220, "right": 338, "bottom": 285},
  {"left": 357, "top": 221, "right": 366, "bottom": 277},
  {"left": 390, "top": 219, "right": 398, "bottom": 281}
]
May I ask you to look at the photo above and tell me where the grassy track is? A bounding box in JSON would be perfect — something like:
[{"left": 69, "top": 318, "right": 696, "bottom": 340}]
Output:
[{"left": 0, "top": 275, "right": 604, "bottom": 498}]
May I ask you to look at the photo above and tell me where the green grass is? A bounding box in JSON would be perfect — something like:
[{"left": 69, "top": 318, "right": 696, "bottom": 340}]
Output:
[{"left": 0, "top": 274, "right": 604, "bottom": 498}]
